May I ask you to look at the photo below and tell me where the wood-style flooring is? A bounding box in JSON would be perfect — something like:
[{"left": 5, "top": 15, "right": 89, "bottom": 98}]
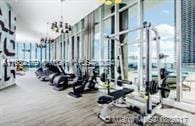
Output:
[{"left": 0, "top": 71, "right": 134, "bottom": 126}]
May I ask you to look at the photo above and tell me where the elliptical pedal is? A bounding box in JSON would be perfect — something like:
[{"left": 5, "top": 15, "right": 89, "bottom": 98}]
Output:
[{"left": 68, "top": 92, "right": 82, "bottom": 98}]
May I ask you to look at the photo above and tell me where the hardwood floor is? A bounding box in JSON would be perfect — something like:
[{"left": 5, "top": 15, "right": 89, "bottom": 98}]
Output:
[
  {"left": 0, "top": 71, "right": 194, "bottom": 126},
  {"left": 0, "top": 71, "right": 133, "bottom": 126}
]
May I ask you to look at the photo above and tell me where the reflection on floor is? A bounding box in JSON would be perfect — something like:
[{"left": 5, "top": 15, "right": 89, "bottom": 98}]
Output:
[
  {"left": 0, "top": 71, "right": 194, "bottom": 126},
  {"left": 182, "top": 75, "right": 195, "bottom": 102}
]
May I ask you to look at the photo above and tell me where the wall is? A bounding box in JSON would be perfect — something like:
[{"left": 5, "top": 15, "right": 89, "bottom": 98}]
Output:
[{"left": 0, "top": 1, "right": 16, "bottom": 89}]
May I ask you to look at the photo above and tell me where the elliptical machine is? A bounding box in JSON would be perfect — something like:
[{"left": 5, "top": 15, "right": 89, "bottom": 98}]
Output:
[
  {"left": 35, "top": 62, "right": 61, "bottom": 81},
  {"left": 51, "top": 63, "right": 76, "bottom": 91},
  {"left": 48, "top": 63, "right": 75, "bottom": 85},
  {"left": 68, "top": 59, "right": 99, "bottom": 98}
]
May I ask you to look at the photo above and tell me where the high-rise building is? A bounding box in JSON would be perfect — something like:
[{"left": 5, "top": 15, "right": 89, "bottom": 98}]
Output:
[{"left": 182, "top": 0, "right": 195, "bottom": 63}]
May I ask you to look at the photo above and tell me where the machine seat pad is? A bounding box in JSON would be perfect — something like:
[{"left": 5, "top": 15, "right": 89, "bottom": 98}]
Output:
[
  {"left": 109, "top": 88, "right": 134, "bottom": 100},
  {"left": 97, "top": 88, "right": 134, "bottom": 104},
  {"left": 98, "top": 95, "right": 114, "bottom": 104}
]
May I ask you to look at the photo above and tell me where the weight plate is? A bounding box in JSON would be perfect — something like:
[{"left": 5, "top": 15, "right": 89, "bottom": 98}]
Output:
[
  {"left": 117, "top": 76, "right": 122, "bottom": 86},
  {"left": 100, "top": 73, "right": 106, "bottom": 82}
]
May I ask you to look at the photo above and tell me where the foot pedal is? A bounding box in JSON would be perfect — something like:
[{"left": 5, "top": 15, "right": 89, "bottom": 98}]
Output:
[
  {"left": 53, "top": 86, "right": 66, "bottom": 91},
  {"left": 68, "top": 92, "right": 82, "bottom": 98}
]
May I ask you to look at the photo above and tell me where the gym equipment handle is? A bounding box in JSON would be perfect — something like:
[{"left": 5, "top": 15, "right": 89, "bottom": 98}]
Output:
[{"left": 110, "top": 79, "right": 132, "bottom": 85}]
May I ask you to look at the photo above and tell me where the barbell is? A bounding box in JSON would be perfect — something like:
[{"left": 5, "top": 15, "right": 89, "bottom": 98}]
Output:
[{"left": 100, "top": 73, "right": 132, "bottom": 86}]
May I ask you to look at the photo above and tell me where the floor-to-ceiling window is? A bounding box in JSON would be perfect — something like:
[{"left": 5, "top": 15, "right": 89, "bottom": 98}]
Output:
[
  {"left": 76, "top": 36, "right": 80, "bottom": 59},
  {"left": 78, "top": 33, "right": 82, "bottom": 59},
  {"left": 24, "top": 43, "right": 31, "bottom": 67},
  {"left": 31, "top": 43, "right": 37, "bottom": 67},
  {"left": 42, "top": 43, "right": 46, "bottom": 62},
  {"left": 78, "top": 21, "right": 83, "bottom": 59},
  {"left": 67, "top": 38, "right": 70, "bottom": 61},
  {"left": 93, "top": 8, "right": 101, "bottom": 61},
  {"left": 16, "top": 42, "right": 24, "bottom": 61},
  {"left": 16, "top": 42, "right": 40, "bottom": 68},
  {"left": 51, "top": 42, "right": 55, "bottom": 61},
  {"left": 63, "top": 36, "right": 66, "bottom": 65},
  {"left": 103, "top": 4, "right": 115, "bottom": 78},
  {"left": 46, "top": 43, "right": 50, "bottom": 62},
  {"left": 60, "top": 42, "right": 62, "bottom": 60},
  {"left": 16, "top": 43, "right": 19, "bottom": 59},
  {"left": 36, "top": 44, "right": 41, "bottom": 66},
  {"left": 94, "top": 24, "right": 100, "bottom": 61},
  {"left": 72, "top": 36, "right": 75, "bottom": 60},
  {"left": 117, "top": 1, "right": 138, "bottom": 82}
]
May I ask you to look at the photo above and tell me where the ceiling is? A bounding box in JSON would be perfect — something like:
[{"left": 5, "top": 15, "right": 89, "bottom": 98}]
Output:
[{"left": 8, "top": 0, "right": 102, "bottom": 43}]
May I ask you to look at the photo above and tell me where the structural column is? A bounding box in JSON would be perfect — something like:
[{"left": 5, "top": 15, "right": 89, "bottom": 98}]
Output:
[
  {"left": 100, "top": 7, "right": 104, "bottom": 74},
  {"left": 137, "top": 0, "right": 144, "bottom": 91},
  {"left": 176, "top": 0, "right": 182, "bottom": 101},
  {"left": 114, "top": 4, "right": 120, "bottom": 81}
]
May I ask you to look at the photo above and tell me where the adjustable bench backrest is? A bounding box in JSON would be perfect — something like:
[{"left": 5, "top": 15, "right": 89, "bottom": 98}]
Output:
[{"left": 98, "top": 88, "right": 134, "bottom": 104}]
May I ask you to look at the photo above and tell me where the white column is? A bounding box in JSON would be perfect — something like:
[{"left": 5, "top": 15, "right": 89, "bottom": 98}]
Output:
[
  {"left": 100, "top": 6, "right": 104, "bottom": 74},
  {"left": 137, "top": 0, "right": 144, "bottom": 91},
  {"left": 114, "top": 4, "right": 120, "bottom": 81},
  {"left": 176, "top": 0, "right": 182, "bottom": 102},
  {"left": 74, "top": 31, "right": 77, "bottom": 59},
  {"left": 99, "top": 6, "right": 104, "bottom": 64}
]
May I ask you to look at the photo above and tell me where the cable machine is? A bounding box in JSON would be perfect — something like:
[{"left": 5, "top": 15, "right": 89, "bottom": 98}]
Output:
[{"left": 97, "top": 22, "right": 170, "bottom": 125}]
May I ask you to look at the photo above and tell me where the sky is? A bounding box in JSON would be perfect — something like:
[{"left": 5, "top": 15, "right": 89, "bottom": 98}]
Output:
[{"left": 143, "top": 0, "right": 175, "bottom": 63}]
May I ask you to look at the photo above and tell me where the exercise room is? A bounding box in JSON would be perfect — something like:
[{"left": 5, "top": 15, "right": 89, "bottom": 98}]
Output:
[{"left": 0, "top": 0, "right": 195, "bottom": 126}]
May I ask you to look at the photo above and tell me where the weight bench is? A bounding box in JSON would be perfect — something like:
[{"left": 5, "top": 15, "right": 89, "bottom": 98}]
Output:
[{"left": 97, "top": 88, "right": 134, "bottom": 123}]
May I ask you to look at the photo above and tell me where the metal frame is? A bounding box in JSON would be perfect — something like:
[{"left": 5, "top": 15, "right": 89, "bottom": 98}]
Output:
[
  {"left": 114, "top": 4, "right": 120, "bottom": 81},
  {"left": 176, "top": 0, "right": 182, "bottom": 102},
  {"left": 137, "top": 0, "right": 143, "bottom": 91},
  {"left": 118, "top": 0, "right": 137, "bottom": 13}
]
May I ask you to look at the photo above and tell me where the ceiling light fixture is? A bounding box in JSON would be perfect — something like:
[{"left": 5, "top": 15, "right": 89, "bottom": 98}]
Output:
[
  {"left": 98, "top": 0, "right": 122, "bottom": 5},
  {"left": 105, "top": 0, "right": 112, "bottom": 5},
  {"left": 39, "top": 22, "right": 54, "bottom": 46},
  {"left": 97, "top": 0, "right": 105, "bottom": 3},
  {"left": 115, "top": 0, "right": 122, "bottom": 4},
  {"left": 39, "top": 37, "right": 54, "bottom": 46},
  {"left": 50, "top": 0, "right": 72, "bottom": 34}
]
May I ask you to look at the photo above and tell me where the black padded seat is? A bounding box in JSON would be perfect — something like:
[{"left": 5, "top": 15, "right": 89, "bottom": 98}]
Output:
[
  {"left": 109, "top": 88, "right": 133, "bottom": 99},
  {"left": 98, "top": 88, "right": 134, "bottom": 104},
  {"left": 98, "top": 96, "right": 114, "bottom": 104}
]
